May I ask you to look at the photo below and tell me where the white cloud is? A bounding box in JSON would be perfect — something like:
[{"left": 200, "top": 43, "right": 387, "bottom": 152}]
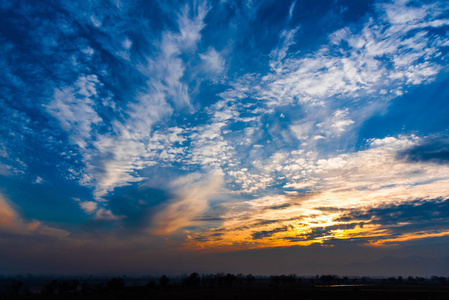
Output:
[
  {"left": 90, "top": 15, "right": 102, "bottom": 27},
  {"left": 0, "top": 163, "right": 11, "bottom": 176},
  {"left": 198, "top": 0, "right": 449, "bottom": 196},
  {"left": 44, "top": 2, "right": 211, "bottom": 200},
  {"left": 200, "top": 47, "right": 225, "bottom": 73},
  {"left": 46, "top": 75, "right": 102, "bottom": 149},
  {"left": 187, "top": 122, "right": 235, "bottom": 168},
  {"left": 79, "top": 201, "right": 97, "bottom": 214},
  {"left": 122, "top": 38, "right": 132, "bottom": 49},
  {"left": 290, "top": 122, "right": 315, "bottom": 140},
  {"left": 269, "top": 27, "right": 299, "bottom": 73},
  {"left": 81, "top": 47, "right": 94, "bottom": 56},
  {"left": 383, "top": 0, "right": 429, "bottom": 25},
  {"left": 289, "top": 0, "right": 297, "bottom": 19},
  {"left": 0, "top": 144, "right": 8, "bottom": 158},
  {"left": 249, "top": 0, "right": 449, "bottom": 137},
  {"left": 95, "top": 208, "right": 120, "bottom": 221},
  {"left": 84, "top": 1, "right": 210, "bottom": 198}
]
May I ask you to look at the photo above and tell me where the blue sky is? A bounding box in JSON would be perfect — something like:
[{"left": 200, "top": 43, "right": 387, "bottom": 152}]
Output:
[{"left": 1, "top": 0, "right": 449, "bottom": 275}]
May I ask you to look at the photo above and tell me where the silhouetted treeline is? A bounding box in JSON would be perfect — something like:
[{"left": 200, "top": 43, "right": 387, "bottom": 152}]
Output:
[{"left": 1, "top": 273, "right": 449, "bottom": 299}]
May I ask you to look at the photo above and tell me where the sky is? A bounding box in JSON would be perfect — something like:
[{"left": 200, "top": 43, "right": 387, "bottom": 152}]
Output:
[{"left": 1, "top": 0, "right": 449, "bottom": 276}]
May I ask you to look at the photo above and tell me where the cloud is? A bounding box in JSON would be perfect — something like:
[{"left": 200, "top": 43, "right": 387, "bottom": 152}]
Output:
[
  {"left": 2, "top": 0, "right": 449, "bottom": 258},
  {"left": 5, "top": 0, "right": 449, "bottom": 207},
  {"left": 0, "top": 194, "right": 17, "bottom": 229},
  {"left": 252, "top": 226, "right": 290, "bottom": 240},
  {"left": 178, "top": 0, "right": 449, "bottom": 197},
  {"left": 182, "top": 135, "right": 449, "bottom": 250},
  {"left": 397, "top": 137, "right": 449, "bottom": 164},
  {"left": 332, "top": 198, "right": 449, "bottom": 246},
  {"left": 284, "top": 223, "right": 360, "bottom": 242},
  {"left": 88, "top": 0, "right": 210, "bottom": 198},
  {"left": 34, "top": 176, "right": 44, "bottom": 184},
  {"left": 45, "top": 75, "right": 102, "bottom": 149},
  {"left": 288, "top": 0, "right": 297, "bottom": 19},
  {"left": 38, "top": 1, "right": 211, "bottom": 201},
  {"left": 95, "top": 208, "right": 120, "bottom": 221},
  {"left": 336, "top": 198, "right": 449, "bottom": 227},
  {"left": 200, "top": 47, "right": 226, "bottom": 73},
  {"left": 0, "top": 193, "right": 69, "bottom": 238},
  {"left": 0, "top": 158, "right": 14, "bottom": 176},
  {"left": 78, "top": 201, "right": 97, "bottom": 214},
  {"left": 152, "top": 170, "right": 224, "bottom": 235}
]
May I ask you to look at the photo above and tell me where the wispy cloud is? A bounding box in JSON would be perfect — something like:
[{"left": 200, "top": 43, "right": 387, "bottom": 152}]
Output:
[
  {"left": 200, "top": 47, "right": 226, "bottom": 74},
  {"left": 152, "top": 169, "right": 224, "bottom": 235},
  {"left": 46, "top": 75, "right": 103, "bottom": 149},
  {"left": 38, "top": 1, "right": 212, "bottom": 207}
]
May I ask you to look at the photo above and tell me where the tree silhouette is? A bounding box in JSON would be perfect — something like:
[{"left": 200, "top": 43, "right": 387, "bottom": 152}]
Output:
[
  {"left": 58, "top": 280, "right": 79, "bottom": 294},
  {"left": 106, "top": 277, "right": 125, "bottom": 291},
  {"left": 0, "top": 279, "right": 24, "bottom": 297},
  {"left": 246, "top": 274, "right": 255, "bottom": 286},
  {"left": 81, "top": 281, "right": 89, "bottom": 294},
  {"left": 146, "top": 280, "right": 157, "bottom": 289},
  {"left": 225, "top": 273, "right": 237, "bottom": 287},
  {"left": 320, "top": 274, "right": 336, "bottom": 285},
  {"left": 184, "top": 272, "right": 201, "bottom": 287},
  {"left": 159, "top": 275, "right": 169, "bottom": 289},
  {"left": 41, "top": 280, "right": 59, "bottom": 295},
  {"left": 214, "top": 273, "right": 225, "bottom": 287}
]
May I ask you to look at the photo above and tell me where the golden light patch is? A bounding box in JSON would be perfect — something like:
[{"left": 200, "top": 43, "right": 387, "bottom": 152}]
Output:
[{"left": 367, "top": 230, "right": 449, "bottom": 246}]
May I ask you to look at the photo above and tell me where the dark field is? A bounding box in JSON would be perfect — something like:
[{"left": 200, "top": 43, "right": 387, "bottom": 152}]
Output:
[{"left": 2, "top": 274, "right": 449, "bottom": 300}]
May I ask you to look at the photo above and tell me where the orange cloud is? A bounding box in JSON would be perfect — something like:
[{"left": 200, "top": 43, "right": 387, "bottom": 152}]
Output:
[
  {"left": 0, "top": 194, "right": 18, "bottom": 228},
  {"left": 0, "top": 193, "right": 69, "bottom": 238}
]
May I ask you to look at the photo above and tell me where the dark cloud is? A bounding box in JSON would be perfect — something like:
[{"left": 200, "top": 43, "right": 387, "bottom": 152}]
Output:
[
  {"left": 284, "top": 223, "right": 361, "bottom": 242},
  {"left": 397, "top": 138, "right": 449, "bottom": 164},
  {"left": 194, "top": 217, "right": 226, "bottom": 221},
  {"left": 252, "top": 226, "right": 290, "bottom": 240},
  {"left": 335, "top": 198, "right": 449, "bottom": 226},
  {"left": 314, "top": 206, "right": 348, "bottom": 212},
  {"left": 254, "top": 219, "right": 282, "bottom": 226},
  {"left": 332, "top": 198, "right": 449, "bottom": 241},
  {"left": 278, "top": 199, "right": 449, "bottom": 244},
  {"left": 267, "top": 203, "right": 291, "bottom": 210}
]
